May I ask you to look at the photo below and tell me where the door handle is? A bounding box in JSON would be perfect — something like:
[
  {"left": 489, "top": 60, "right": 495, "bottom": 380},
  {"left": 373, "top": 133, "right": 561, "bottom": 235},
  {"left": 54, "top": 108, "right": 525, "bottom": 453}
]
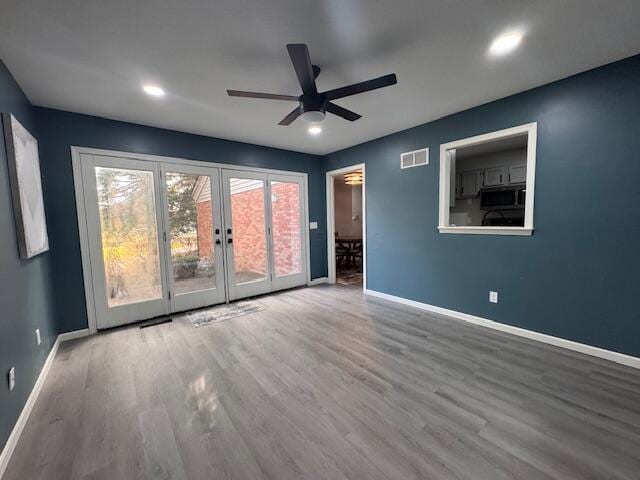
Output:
[
  {"left": 226, "top": 228, "right": 232, "bottom": 234},
  {"left": 215, "top": 239, "right": 221, "bottom": 245},
  {"left": 227, "top": 238, "right": 233, "bottom": 244}
]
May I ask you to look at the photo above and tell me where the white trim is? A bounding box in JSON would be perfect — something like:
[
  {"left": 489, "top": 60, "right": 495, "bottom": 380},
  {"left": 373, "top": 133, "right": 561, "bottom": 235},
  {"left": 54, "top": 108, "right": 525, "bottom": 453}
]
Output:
[
  {"left": 437, "top": 226, "right": 533, "bottom": 236},
  {"left": 70, "top": 146, "right": 309, "bottom": 178},
  {"left": 365, "top": 289, "right": 640, "bottom": 370},
  {"left": 304, "top": 175, "right": 312, "bottom": 285},
  {"left": 326, "top": 164, "right": 366, "bottom": 290},
  {"left": 0, "top": 329, "right": 89, "bottom": 479},
  {"left": 307, "top": 276, "right": 329, "bottom": 286},
  {"left": 58, "top": 328, "right": 91, "bottom": 342},
  {"left": 438, "top": 123, "right": 537, "bottom": 235},
  {"left": 71, "top": 152, "right": 98, "bottom": 335}
]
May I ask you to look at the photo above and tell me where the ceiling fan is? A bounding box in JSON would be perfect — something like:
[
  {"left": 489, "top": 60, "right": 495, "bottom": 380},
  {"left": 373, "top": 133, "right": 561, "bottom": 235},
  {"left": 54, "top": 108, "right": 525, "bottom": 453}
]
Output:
[{"left": 227, "top": 44, "right": 398, "bottom": 125}]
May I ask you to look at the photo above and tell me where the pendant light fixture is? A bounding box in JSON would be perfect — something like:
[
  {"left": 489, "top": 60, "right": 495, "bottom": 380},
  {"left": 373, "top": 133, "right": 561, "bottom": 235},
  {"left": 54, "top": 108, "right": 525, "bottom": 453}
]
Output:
[{"left": 344, "top": 171, "right": 363, "bottom": 185}]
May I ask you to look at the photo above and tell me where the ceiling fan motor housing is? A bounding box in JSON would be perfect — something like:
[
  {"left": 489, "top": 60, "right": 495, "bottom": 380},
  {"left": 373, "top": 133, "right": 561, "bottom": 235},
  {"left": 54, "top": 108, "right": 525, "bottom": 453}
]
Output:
[{"left": 299, "top": 94, "right": 327, "bottom": 122}]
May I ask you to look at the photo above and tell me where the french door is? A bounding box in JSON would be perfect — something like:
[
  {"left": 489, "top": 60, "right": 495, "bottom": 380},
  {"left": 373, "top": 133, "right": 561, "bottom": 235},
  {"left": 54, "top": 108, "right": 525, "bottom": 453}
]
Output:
[
  {"left": 222, "top": 170, "right": 306, "bottom": 300},
  {"left": 160, "top": 164, "right": 226, "bottom": 312},
  {"left": 83, "top": 155, "right": 170, "bottom": 328},
  {"left": 79, "top": 153, "right": 307, "bottom": 329}
]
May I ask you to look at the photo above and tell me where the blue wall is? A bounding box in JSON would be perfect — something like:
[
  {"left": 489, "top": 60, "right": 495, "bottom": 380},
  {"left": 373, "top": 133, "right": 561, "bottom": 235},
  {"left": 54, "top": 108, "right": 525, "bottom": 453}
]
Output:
[
  {"left": 0, "top": 62, "right": 57, "bottom": 451},
  {"left": 326, "top": 55, "right": 640, "bottom": 357},
  {"left": 35, "top": 108, "right": 327, "bottom": 333}
]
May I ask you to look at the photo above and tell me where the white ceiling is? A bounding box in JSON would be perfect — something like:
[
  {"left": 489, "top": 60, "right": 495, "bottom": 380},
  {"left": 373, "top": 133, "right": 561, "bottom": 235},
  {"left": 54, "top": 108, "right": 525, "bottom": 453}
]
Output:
[{"left": 1, "top": 0, "right": 640, "bottom": 155}]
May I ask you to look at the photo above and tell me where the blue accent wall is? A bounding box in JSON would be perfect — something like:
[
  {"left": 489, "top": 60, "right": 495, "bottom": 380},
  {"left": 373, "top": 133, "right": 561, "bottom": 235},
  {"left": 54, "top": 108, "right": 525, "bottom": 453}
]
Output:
[
  {"left": 35, "top": 108, "right": 327, "bottom": 334},
  {"left": 0, "top": 61, "right": 57, "bottom": 451},
  {"left": 325, "top": 55, "right": 640, "bottom": 357}
]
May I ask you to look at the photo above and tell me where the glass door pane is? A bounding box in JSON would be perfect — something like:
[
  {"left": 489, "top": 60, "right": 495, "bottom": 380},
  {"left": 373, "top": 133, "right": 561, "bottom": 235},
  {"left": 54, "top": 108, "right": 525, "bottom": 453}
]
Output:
[
  {"left": 83, "top": 155, "right": 168, "bottom": 330},
  {"left": 95, "top": 166, "right": 162, "bottom": 307},
  {"left": 271, "top": 181, "right": 302, "bottom": 277},
  {"left": 166, "top": 173, "right": 215, "bottom": 294},
  {"left": 162, "top": 167, "right": 226, "bottom": 312},
  {"left": 229, "top": 177, "right": 268, "bottom": 283},
  {"left": 269, "top": 175, "right": 306, "bottom": 291},
  {"left": 222, "top": 171, "right": 272, "bottom": 300}
]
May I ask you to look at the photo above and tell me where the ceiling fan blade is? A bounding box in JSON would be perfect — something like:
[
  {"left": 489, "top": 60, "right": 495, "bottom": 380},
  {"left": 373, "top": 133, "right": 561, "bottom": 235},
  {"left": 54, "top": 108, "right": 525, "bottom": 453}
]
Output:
[
  {"left": 326, "top": 102, "right": 362, "bottom": 122},
  {"left": 286, "top": 44, "right": 318, "bottom": 95},
  {"left": 323, "top": 73, "right": 397, "bottom": 100},
  {"left": 278, "top": 107, "right": 302, "bottom": 125},
  {"left": 227, "top": 90, "right": 299, "bottom": 101}
]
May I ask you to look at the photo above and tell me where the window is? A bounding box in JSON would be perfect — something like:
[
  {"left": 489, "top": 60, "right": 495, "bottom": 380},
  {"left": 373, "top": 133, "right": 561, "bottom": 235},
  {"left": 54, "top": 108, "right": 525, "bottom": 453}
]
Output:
[{"left": 438, "top": 123, "right": 536, "bottom": 235}]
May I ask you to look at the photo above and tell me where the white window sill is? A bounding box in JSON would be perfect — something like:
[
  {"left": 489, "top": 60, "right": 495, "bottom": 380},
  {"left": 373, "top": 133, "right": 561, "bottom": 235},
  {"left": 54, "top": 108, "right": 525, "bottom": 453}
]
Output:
[{"left": 438, "top": 226, "right": 533, "bottom": 236}]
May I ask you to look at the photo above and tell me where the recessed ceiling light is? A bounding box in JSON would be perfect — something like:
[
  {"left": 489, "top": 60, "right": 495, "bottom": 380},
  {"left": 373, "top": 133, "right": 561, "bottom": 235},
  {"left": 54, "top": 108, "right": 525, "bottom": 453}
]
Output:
[
  {"left": 489, "top": 31, "right": 523, "bottom": 56},
  {"left": 143, "top": 85, "right": 165, "bottom": 97},
  {"left": 308, "top": 125, "right": 322, "bottom": 135}
]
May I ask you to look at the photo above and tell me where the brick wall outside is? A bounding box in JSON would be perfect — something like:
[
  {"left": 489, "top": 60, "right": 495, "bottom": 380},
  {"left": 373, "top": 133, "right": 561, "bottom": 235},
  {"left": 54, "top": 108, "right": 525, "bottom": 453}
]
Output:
[
  {"left": 195, "top": 182, "right": 301, "bottom": 277},
  {"left": 230, "top": 187, "right": 267, "bottom": 274},
  {"left": 271, "top": 182, "right": 301, "bottom": 276},
  {"left": 196, "top": 200, "right": 213, "bottom": 259}
]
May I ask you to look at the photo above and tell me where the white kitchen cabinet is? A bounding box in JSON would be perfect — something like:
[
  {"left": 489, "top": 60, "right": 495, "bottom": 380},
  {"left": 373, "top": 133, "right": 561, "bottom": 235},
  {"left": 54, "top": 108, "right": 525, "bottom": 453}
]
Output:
[
  {"left": 459, "top": 170, "right": 481, "bottom": 197},
  {"left": 483, "top": 166, "right": 505, "bottom": 187},
  {"left": 508, "top": 164, "right": 527, "bottom": 184}
]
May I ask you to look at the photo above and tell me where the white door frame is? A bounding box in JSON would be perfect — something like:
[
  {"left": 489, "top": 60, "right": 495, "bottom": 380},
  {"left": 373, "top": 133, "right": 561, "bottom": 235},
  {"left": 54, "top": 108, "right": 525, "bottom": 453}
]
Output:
[
  {"left": 72, "top": 146, "right": 310, "bottom": 334},
  {"left": 325, "top": 163, "right": 366, "bottom": 290}
]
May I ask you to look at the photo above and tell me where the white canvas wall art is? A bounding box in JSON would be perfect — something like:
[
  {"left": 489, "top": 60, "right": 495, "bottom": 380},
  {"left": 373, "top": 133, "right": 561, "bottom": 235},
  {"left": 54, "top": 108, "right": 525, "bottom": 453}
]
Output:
[{"left": 3, "top": 113, "right": 49, "bottom": 259}]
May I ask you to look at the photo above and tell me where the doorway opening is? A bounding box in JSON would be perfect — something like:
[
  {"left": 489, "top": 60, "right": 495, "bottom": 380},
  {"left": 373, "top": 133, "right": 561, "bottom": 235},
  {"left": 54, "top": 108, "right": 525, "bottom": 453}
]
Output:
[{"left": 326, "top": 164, "right": 366, "bottom": 289}]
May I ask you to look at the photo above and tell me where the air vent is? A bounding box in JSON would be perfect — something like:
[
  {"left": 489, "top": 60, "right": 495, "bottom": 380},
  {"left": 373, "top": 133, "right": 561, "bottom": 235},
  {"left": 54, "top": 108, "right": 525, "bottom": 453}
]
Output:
[{"left": 400, "top": 148, "right": 429, "bottom": 169}]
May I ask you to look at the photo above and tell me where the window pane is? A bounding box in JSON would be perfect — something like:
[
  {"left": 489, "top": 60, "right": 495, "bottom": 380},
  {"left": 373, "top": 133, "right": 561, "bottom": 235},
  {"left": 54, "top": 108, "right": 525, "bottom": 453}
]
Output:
[
  {"left": 95, "top": 167, "right": 162, "bottom": 307},
  {"left": 271, "top": 181, "right": 301, "bottom": 277},
  {"left": 166, "top": 173, "right": 216, "bottom": 295},
  {"left": 229, "top": 178, "right": 267, "bottom": 284}
]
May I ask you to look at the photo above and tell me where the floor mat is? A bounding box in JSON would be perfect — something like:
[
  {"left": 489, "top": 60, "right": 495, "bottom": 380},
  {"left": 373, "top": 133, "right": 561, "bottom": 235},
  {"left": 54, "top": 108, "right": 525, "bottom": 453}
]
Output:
[{"left": 187, "top": 302, "right": 264, "bottom": 327}]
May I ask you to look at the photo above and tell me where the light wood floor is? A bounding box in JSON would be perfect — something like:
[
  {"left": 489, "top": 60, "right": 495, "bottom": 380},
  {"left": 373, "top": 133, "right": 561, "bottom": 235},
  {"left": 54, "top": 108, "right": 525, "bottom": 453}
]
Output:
[{"left": 5, "top": 285, "right": 640, "bottom": 479}]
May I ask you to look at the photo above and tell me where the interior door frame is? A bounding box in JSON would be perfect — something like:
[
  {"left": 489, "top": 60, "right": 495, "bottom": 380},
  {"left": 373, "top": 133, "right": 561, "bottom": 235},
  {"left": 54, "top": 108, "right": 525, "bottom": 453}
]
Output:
[
  {"left": 72, "top": 146, "right": 310, "bottom": 334},
  {"left": 325, "top": 163, "right": 366, "bottom": 290}
]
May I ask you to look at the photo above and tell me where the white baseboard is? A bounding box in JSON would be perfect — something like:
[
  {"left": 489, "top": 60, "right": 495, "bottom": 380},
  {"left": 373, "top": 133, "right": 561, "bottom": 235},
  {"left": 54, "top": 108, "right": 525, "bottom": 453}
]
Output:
[
  {"left": 0, "top": 329, "right": 89, "bottom": 479},
  {"left": 307, "top": 277, "right": 329, "bottom": 286},
  {"left": 58, "top": 328, "right": 90, "bottom": 342},
  {"left": 365, "top": 289, "right": 640, "bottom": 370}
]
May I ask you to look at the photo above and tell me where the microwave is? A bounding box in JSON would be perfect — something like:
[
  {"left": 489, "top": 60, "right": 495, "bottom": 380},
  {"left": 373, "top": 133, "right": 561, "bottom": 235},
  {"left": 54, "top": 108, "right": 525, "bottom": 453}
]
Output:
[{"left": 480, "top": 185, "right": 526, "bottom": 210}]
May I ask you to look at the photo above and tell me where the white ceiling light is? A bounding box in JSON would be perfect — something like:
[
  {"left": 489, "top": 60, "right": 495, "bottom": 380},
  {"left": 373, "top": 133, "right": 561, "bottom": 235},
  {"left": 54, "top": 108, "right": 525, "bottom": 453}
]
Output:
[
  {"left": 143, "top": 85, "right": 165, "bottom": 97},
  {"left": 301, "top": 110, "right": 326, "bottom": 123},
  {"left": 489, "top": 31, "right": 523, "bottom": 56},
  {"left": 308, "top": 125, "right": 322, "bottom": 135}
]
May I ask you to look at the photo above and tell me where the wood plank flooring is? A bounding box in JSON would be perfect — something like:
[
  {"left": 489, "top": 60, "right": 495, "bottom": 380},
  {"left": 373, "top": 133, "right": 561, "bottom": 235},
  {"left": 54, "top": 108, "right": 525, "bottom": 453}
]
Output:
[{"left": 4, "top": 285, "right": 640, "bottom": 479}]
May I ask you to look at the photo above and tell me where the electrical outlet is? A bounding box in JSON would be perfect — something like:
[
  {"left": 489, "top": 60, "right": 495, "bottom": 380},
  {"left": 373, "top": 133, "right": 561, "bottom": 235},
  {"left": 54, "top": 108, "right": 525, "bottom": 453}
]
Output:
[
  {"left": 489, "top": 291, "right": 498, "bottom": 303},
  {"left": 36, "top": 328, "right": 41, "bottom": 345},
  {"left": 9, "top": 367, "right": 15, "bottom": 391}
]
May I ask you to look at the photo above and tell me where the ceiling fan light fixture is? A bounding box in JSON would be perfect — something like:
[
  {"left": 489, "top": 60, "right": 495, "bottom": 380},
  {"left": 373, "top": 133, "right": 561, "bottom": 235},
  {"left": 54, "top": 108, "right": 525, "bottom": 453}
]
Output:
[{"left": 300, "top": 110, "right": 325, "bottom": 123}]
